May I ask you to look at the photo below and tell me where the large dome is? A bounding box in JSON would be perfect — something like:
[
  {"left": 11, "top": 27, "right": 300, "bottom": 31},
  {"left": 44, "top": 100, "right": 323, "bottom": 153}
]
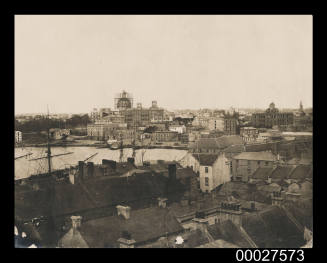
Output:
[{"left": 117, "top": 97, "right": 132, "bottom": 110}]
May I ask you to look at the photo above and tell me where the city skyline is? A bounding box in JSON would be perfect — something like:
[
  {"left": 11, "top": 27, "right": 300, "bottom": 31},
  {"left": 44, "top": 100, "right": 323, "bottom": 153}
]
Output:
[{"left": 15, "top": 15, "right": 312, "bottom": 114}]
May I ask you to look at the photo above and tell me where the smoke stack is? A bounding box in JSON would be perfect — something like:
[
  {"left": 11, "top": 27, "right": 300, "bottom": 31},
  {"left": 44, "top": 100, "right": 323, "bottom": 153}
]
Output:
[{"left": 71, "top": 216, "right": 82, "bottom": 234}]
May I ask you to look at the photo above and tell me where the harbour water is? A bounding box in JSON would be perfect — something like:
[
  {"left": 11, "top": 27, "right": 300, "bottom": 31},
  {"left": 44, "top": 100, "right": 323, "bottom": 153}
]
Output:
[{"left": 14, "top": 147, "right": 188, "bottom": 180}]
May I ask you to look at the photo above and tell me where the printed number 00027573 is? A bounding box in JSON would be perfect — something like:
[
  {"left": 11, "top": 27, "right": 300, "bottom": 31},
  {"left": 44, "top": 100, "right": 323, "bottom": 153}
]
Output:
[{"left": 235, "top": 249, "right": 304, "bottom": 262}]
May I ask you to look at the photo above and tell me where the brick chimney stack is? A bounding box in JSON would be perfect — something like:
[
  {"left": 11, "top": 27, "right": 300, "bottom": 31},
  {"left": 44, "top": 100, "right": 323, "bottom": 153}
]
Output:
[
  {"left": 71, "top": 216, "right": 82, "bottom": 234},
  {"left": 271, "top": 191, "right": 284, "bottom": 207},
  {"left": 116, "top": 205, "right": 131, "bottom": 220},
  {"left": 158, "top": 197, "right": 168, "bottom": 208}
]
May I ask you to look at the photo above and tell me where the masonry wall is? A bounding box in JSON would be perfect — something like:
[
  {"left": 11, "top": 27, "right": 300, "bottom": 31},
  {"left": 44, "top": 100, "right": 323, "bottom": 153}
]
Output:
[{"left": 199, "top": 165, "right": 213, "bottom": 193}]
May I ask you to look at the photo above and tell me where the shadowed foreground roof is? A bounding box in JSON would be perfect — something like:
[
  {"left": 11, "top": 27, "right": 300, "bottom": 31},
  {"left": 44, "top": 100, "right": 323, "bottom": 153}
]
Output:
[
  {"left": 79, "top": 207, "right": 183, "bottom": 247},
  {"left": 242, "top": 206, "right": 305, "bottom": 248},
  {"left": 207, "top": 220, "right": 252, "bottom": 248},
  {"left": 196, "top": 239, "right": 240, "bottom": 248}
]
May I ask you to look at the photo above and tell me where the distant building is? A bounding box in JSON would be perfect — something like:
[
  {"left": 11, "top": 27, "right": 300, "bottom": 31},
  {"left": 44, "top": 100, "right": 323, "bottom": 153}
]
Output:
[
  {"left": 49, "top": 128, "right": 70, "bottom": 140},
  {"left": 152, "top": 131, "right": 179, "bottom": 143},
  {"left": 87, "top": 122, "right": 127, "bottom": 141},
  {"left": 15, "top": 131, "right": 22, "bottom": 144},
  {"left": 115, "top": 90, "right": 133, "bottom": 111},
  {"left": 169, "top": 125, "right": 186, "bottom": 134},
  {"left": 251, "top": 103, "right": 294, "bottom": 128},
  {"left": 240, "top": 127, "right": 258, "bottom": 143},
  {"left": 224, "top": 113, "right": 239, "bottom": 135},
  {"left": 232, "top": 151, "right": 277, "bottom": 182},
  {"left": 208, "top": 118, "right": 224, "bottom": 131}
]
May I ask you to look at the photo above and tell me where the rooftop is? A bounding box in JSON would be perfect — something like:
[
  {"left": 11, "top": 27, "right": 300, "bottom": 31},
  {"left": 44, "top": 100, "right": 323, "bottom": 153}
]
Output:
[
  {"left": 207, "top": 220, "right": 252, "bottom": 248},
  {"left": 251, "top": 167, "right": 274, "bottom": 180},
  {"left": 77, "top": 206, "right": 183, "bottom": 247},
  {"left": 190, "top": 135, "right": 244, "bottom": 150},
  {"left": 192, "top": 154, "right": 219, "bottom": 166},
  {"left": 233, "top": 151, "right": 277, "bottom": 161},
  {"left": 242, "top": 206, "right": 305, "bottom": 248}
]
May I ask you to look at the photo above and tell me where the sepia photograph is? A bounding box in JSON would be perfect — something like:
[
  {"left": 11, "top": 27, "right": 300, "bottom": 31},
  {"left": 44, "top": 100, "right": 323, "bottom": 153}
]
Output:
[{"left": 14, "top": 15, "right": 313, "bottom": 249}]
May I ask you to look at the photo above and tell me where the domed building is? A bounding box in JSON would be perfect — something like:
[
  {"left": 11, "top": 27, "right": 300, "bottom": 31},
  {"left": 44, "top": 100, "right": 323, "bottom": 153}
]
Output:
[
  {"left": 115, "top": 90, "right": 133, "bottom": 111},
  {"left": 251, "top": 102, "right": 294, "bottom": 128}
]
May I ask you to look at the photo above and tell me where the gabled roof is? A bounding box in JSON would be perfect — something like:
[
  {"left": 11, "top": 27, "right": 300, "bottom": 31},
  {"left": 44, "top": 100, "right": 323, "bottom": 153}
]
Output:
[
  {"left": 58, "top": 228, "right": 89, "bottom": 248},
  {"left": 233, "top": 152, "right": 277, "bottom": 161},
  {"left": 270, "top": 166, "right": 295, "bottom": 180},
  {"left": 289, "top": 165, "right": 312, "bottom": 180},
  {"left": 190, "top": 135, "right": 243, "bottom": 150},
  {"left": 192, "top": 154, "right": 219, "bottom": 166},
  {"left": 79, "top": 207, "right": 183, "bottom": 247}
]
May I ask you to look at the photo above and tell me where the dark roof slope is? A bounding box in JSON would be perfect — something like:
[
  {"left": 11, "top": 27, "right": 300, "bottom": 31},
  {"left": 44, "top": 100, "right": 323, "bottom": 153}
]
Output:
[
  {"left": 207, "top": 220, "right": 252, "bottom": 248},
  {"left": 251, "top": 167, "right": 274, "bottom": 180},
  {"left": 79, "top": 207, "right": 183, "bottom": 247},
  {"left": 289, "top": 165, "right": 312, "bottom": 180},
  {"left": 270, "top": 166, "right": 294, "bottom": 180},
  {"left": 82, "top": 172, "right": 170, "bottom": 208},
  {"left": 242, "top": 206, "right": 305, "bottom": 248},
  {"left": 15, "top": 188, "right": 52, "bottom": 221},
  {"left": 192, "top": 154, "right": 218, "bottom": 166}
]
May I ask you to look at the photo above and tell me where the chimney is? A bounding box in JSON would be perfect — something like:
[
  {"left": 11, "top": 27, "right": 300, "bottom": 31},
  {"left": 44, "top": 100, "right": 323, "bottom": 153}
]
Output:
[
  {"left": 116, "top": 205, "right": 131, "bottom": 220},
  {"left": 271, "top": 191, "right": 284, "bottom": 207},
  {"left": 158, "top": 197, "right": 168, "bottom": 208},
  {"left": 117, "top": 231, "right": 136, "bottom": 248},
  {"left": 250, "top": 201, "right": 255, "bottom": 211},
  {"left": 267, "top": 176, "right": 272, "bottom": 184},
  {"left": 220, "top": 202, "right": 243, "bottom": 226},
  {"left": 87, "top": 162, "right": 94, "bottom": 177},
  {"left": 69, "top": 166, "right": 77, "bottom": 185},
  {"left": 71, "top": 216, "right": 82, "bottom": 234},
  {"left": 103, "top": 159, "right": 117, "bottom": 170},
  {"left": 192, "top": 217, "right": 209, "bottom": 233},
  {"left": 168, "top": 164, "right": 177, "bottom": 181},
  {"left": 78, "top": 161, "right": 84, "bottom": 179},
  {"left": 127, "top": 158, "right": 135, "bottom": 165}
]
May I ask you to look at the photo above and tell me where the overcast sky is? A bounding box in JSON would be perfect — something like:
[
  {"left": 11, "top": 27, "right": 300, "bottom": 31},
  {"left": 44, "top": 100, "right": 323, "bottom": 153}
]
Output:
[{"left": 15, "top": 15, "right": 312, "bottom": 114}]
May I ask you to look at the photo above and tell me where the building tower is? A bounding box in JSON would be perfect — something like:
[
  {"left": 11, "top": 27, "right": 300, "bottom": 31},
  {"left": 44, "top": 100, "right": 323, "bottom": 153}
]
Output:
[{"left": 114, "top": 91, "right": 133, "bottom": 111}]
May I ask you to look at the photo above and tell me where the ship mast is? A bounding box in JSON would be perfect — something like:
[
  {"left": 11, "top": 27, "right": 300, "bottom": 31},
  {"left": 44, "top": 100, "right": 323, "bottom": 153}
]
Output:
[
  {"left": 132, "top": 120, "right": 136, "bottom": 158},
  {"left": 47, "top": 105, "right": 52, "bottom": 175}
]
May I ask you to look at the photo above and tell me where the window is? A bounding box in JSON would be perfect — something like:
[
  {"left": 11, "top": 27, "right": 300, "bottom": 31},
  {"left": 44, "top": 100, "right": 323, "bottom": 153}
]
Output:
[
  {"left": 205, "top": 177, "right": 209, "bottom": 186},
  {"left": 205, "top": 167, "right": 209, "bottom": 173},
  {"left": 265, "top": 161, "right": 269, "bottom": 166},
  {"left": 257, "top": 161, "right": 260, "bottom": 165}
]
